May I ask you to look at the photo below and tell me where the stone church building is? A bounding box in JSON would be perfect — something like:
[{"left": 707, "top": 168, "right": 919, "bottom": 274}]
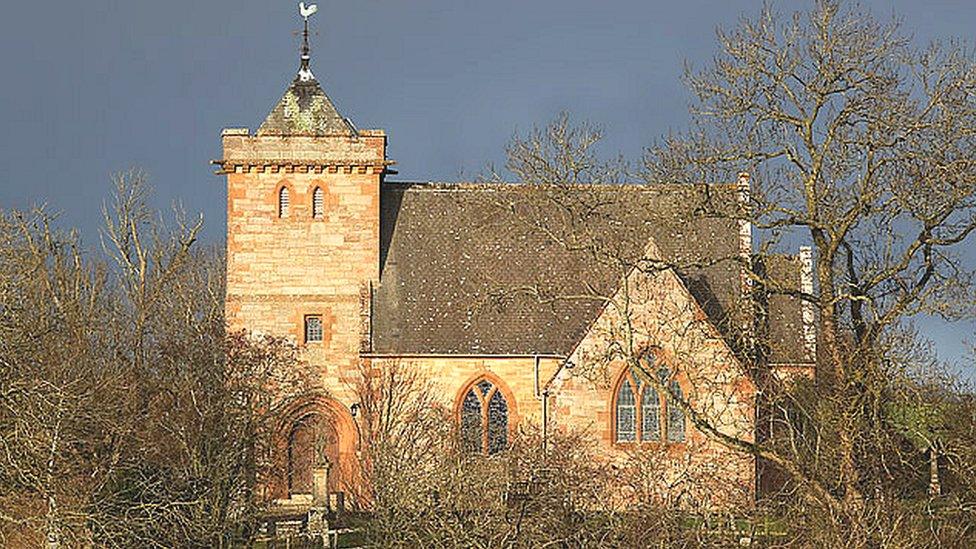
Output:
[{"left": 215, "top": 31, "right": 815, "bottom": 510}]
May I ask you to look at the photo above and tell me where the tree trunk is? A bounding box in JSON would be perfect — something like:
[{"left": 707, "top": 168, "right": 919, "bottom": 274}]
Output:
[{"left": 816, "top": 257, "right": 864, "bottom": 515}]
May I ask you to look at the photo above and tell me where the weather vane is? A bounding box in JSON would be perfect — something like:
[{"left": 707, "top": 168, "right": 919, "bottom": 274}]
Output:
[
  {"left": 297, "top": 2, "right": 319, "bottom": 82},
  {"left": 299, "top": 2, "right": 318, "bottom": 21}
]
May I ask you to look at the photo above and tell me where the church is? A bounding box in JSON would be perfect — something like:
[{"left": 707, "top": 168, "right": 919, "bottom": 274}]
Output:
[{"left": 215, "top": 14, "right": 816, "bottom": 511}]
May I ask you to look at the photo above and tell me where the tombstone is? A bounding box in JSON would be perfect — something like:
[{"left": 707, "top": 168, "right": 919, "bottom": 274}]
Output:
[
  {"left": 329, "top": 491, "right": 345, "bottom": 513},
  {"left": 307, "top": 506, "right": 328, "bottom": 538}
]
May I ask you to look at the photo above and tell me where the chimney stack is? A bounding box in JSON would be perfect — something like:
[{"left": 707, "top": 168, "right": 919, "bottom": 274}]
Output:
[
  {"left": 736, "top": 173, "right": 754, "bottom": 334},
  {"left": 798, "top": 246, "right": 816, "bottom": 363}
]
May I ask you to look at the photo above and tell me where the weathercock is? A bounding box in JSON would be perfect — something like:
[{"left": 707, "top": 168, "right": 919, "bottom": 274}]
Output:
[{"left": 299, "top": 2, "right": 318, "bottom": 20}]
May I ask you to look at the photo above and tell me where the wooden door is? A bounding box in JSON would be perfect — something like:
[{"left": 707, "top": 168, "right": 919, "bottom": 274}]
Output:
[{"left": 287, "top": 413, "right": 339, "bottom": 495}]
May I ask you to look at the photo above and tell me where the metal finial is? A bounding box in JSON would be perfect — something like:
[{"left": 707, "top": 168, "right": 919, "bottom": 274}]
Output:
[{"left": 297, "top": 3, "right": 318, "bottom": 82}]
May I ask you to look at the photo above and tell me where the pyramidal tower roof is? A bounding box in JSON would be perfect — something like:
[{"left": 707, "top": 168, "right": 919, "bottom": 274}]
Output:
[
  {"left": 257, "top": 78, "right": 355, "bottom": 137},
  {"left": 257, "top": 7, "right": 355, "bottom": 137}
]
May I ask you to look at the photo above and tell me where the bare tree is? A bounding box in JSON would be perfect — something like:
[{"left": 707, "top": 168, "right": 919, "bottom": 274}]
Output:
[
  {"left": 646, "top": 0, "right": 976, "bottom": 508},
  {"left": 93, "top": 172, "right": 316, "bottom": 547},
  {"left": 483, "top": 1, "right": 976, "bottom": 545},
  {"left": 0, "top": 209, "right": 127, "bottom": 548},
  {"left": 0, "top": 173, "right": 315, "bottom": 547}
]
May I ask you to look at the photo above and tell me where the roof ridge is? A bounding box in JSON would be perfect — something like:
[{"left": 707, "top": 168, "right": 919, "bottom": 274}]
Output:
[{"left": 382, "top": 181, "right": 739, "bottom": 191}]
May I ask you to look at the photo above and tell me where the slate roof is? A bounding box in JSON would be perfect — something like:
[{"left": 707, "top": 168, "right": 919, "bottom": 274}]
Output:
[
  {"left": 372, "top": 182, "right": 747, "bottom": 356},
  {"left": 258, "top": 77, "right": 355, "bottom": 137}
]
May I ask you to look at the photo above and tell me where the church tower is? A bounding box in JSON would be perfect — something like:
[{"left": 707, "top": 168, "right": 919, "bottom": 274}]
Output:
[{"left": 216, "top": 9, "right": 387, "bottom": 500}]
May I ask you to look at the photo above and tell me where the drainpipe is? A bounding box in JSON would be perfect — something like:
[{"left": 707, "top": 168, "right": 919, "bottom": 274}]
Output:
[
  {"left": 534, "top": 355, "right": 576, "bottom": 454},
  {"left": 536, "top": 355, "right": 577, "bottom": 455},
  {"left": 542, "top": 389, "right": 549, "bottom": 454},
  {"left": 534, "top": 355, "right": 542, "bottom": 398},
  {"left": 533, "top": 355, "right": 551, "bottom": 454}
]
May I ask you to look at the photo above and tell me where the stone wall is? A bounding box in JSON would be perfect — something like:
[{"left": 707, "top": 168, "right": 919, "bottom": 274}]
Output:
[
  {"left": 222, "top": 129, "right": 386, "bottom": 402},
  {"left": 548, "top": 242, "right": 757, "bottom": 507},
  {"left": 364, "top": 355, "right": 564, "bottom": 428}
]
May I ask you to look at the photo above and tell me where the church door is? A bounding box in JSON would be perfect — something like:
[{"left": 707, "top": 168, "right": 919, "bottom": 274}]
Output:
[{"left": 287, "top": 413, "right": 340, "bottom": 495}]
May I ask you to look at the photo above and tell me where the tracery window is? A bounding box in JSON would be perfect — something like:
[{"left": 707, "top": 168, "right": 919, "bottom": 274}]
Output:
[
  {"left": 278, "top": 186, "right": 290, "bottom": 218},
  {"left": 614, "top": 354, "right": 686, "bottom": 444},
  {"left": 460, "top": 378, "right": 509, "bottom": 455}
]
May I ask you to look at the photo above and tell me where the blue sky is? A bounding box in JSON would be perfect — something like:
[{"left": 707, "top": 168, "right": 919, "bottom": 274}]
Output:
[{"left": 0, "top": 0, "right": 973, "bottom": 372}]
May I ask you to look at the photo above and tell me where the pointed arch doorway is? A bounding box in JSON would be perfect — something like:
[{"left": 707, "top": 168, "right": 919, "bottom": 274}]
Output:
[
  {"left": 287, "top": 412, "right": 340, "bottom": 495},
  {"left": 277, "top": 396, "right": 359, "bottom": 502}
]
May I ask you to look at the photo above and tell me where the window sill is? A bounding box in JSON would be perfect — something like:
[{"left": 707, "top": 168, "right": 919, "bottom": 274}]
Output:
[{"left": 611, "top": 440, "right": 689, "bottom": 452}]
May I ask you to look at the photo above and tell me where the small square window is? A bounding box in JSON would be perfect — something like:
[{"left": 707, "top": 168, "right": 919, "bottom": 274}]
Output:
[{"left": 304, "top": 315, "right": 323, "bottom": 343}]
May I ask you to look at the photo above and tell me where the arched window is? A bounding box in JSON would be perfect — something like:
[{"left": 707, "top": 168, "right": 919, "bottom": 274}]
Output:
[
  {"left": 667, "top": 379, "right": 686, "bottom": 442},
  {"left": 459, "top": 378, "right": 509, "bottom": 455},
  {"left": 312, "top": 186, "right": 324, "bottom": 219},
  {"left": 278, "top": 186, "right": 290, "bottom": 218},
  {"left": 614, "top": 354, "right": 686, "bottom": 444}
]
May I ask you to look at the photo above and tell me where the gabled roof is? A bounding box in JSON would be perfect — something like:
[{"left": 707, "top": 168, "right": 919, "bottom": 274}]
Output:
[
  {"left": 372, "top": 182, "right": 745, "bottom": 355},
  {"left": 257, "top": 76, "right": 355, "bottom": 137}
]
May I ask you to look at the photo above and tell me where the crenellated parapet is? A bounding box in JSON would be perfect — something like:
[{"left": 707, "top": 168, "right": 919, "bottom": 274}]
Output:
[{"left": 214, "top": 129, "right": 393, "bottom": 175}]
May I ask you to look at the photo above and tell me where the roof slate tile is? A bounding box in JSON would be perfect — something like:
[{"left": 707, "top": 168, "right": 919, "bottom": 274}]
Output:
[
  {"left": 258, "top": 78, "right": 355, "bottom": 137},
  {"left": 373, "top": 182, "right": 747, "bottom": 356}
]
